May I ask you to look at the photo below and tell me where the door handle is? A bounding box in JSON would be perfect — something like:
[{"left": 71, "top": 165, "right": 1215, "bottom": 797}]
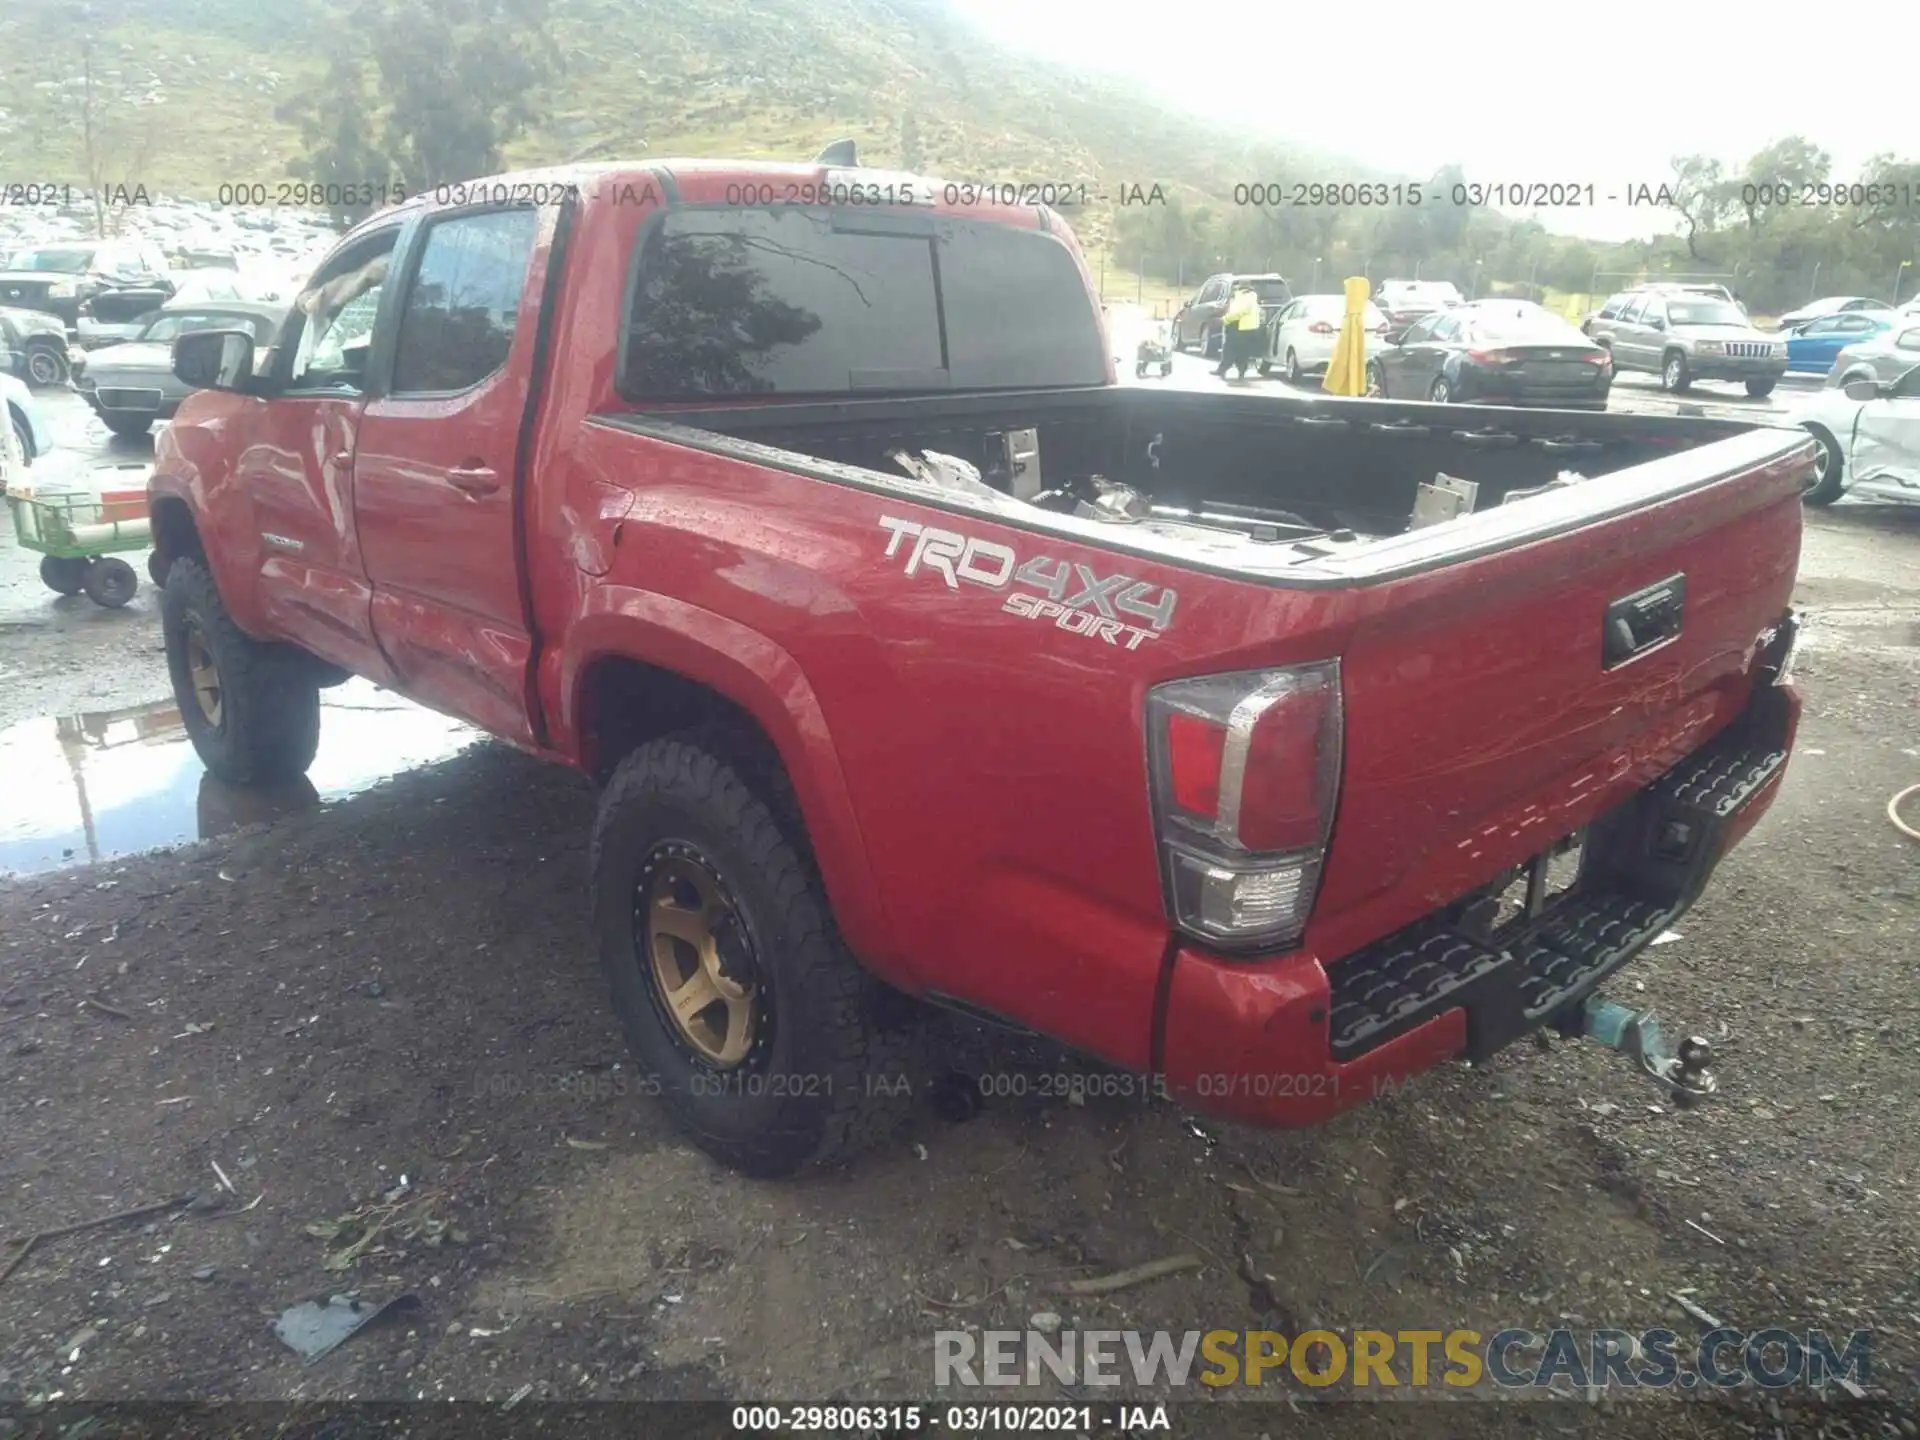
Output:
[
  {"left": 447, "top": 463, "right": 499, "bottom": 496},
  {"left": 331, "top": 449, "right": 352, "bottom": 467}
]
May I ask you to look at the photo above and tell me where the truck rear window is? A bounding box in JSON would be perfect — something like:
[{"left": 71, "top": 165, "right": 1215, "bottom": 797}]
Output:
[{"left": 619, "top": 207, "right": 1107, "bottom": 399}]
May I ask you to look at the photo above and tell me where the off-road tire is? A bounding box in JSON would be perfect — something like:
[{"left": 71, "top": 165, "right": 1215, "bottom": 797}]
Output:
[
  {"left": 162, "top": 556, "right": 320, "bottom": 784},
  {"left": 591, "top": 735, "right": 924, "bottom": 1176},
  {"left": 1662, "top": 351, "right": 1692, "bottom": 393},
  {"left": 102, "top": 414, "right": 152, "bottom": 439},
  {"left": 39, "top": 555, "right": 85, "bottom": 595},
  {"left": 83, "top": 556, "right": 137, "bottom": 608},
  {"left": 1801, "top": 423, "right": 1846, "bottom": 506}
]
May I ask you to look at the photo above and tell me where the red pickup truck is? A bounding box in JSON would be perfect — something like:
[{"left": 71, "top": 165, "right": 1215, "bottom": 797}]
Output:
[{"left": 149, "top": 158, "right": 1808, "bottom": 1176}]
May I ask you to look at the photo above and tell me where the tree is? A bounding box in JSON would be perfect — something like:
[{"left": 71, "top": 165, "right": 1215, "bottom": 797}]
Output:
[
  {"left": 74, "top": 27, "right": 162, "bottom": 238},
  {"left": 898, "top": 112, "right": 924, "bottom": 171},
  {"left": 1663, "top": 155, "right": 1732, "bottom": 261},
  {"left": 280, "top": 0, "right": 559, "bottom": 227}
]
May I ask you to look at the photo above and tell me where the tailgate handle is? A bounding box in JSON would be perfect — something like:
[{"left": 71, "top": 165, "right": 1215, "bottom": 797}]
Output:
[
  {"left": 1603, "top": 573, "right": 1687, "bottom": 669},
  {"left": 1294, "top": 416, "right": 1349, "bottom": 428},
  {"left": 1450, "top": 429, "right": 1520, "bottom": 447},
  {"left": 1536, "top": 437, "right": 1603, "bottom": 454}
]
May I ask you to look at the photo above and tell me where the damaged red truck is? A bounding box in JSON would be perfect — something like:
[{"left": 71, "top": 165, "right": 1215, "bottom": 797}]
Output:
[{"left": 148, "top": 158, "right": 1808, "bottom": 1175}]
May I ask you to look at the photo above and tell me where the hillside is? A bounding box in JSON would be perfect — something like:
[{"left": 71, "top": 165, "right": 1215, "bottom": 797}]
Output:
[{"left": 0, "top": 0, "right": 1373, "bottom": 259}]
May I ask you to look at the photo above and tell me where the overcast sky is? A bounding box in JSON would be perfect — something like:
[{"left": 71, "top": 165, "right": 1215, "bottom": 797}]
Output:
[{"left": 947, "top": 0, "right": 1912, "bottom": 242}]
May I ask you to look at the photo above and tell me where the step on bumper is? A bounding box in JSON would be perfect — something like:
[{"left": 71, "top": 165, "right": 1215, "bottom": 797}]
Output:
[{"left": 1328, "top": 702, "right": 1791, "bottom": 1065}]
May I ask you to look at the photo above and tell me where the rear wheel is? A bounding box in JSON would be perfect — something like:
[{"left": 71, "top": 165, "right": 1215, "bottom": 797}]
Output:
[
  {"left": 1286, "top": 348, "right": 1303, "bottom": 384},
  {"left": 1802, "top": 423, "right": 1846, "bottom": 506},
  {"left": 1662, "top": 351, "right": 1692, "bottom": 393},
  {"left": 591, "top": 736, "right": 925, "bottom": 1176},
  {"left": 1203, "top": 325, "right": 1222, "bottom": 359},
  {"left": 1429, "top": 377, "right": 1452, "bottom": 404},
  {"left": 10, "top": 414, "right": 31, "bottom": 467},
  {"left": 1366, "top": 360, "right": 1385, "bottom": 398},
  {"left": 39, "top": 555, "right": 85, "bottom": 595},
  {"left": 83, "top": 556, "right": 137, "bottom": 608},
  {"left": 1745, "top": 378, "right": 1777, "bottom": 398},
  {"left": 162, "top": 556, "right": 320, "bottom": 784}
]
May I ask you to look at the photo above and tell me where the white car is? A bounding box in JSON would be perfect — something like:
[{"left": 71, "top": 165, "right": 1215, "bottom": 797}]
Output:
[
  {"left": 1794, "top": 364, "right": 1920, "bottom": 506},
  {"left": 1, "top": 371, "right": 55, "bottom": 492},
  {"left": 1264, "top": 295, "right": 1390, "bottom": 382},
  {"left": 1774, "top": 295, "right": 1894, "bottom": 331}
]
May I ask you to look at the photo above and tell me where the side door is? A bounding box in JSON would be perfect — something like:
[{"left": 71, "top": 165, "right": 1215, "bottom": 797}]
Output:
[
  {"left": 352, "top": 204, "right": 548, "bottom": 744},
  {"left": 1606, "top": 294, "right": 1647, "bottom": 368},
  {"left": 1420, "top": 313, "right": 1464, "bottom": 391},
  {"left": 241, "top": 225, "right": 404, "bottom": 685},
  {"left": 1788, "top": 315, "right": 1840, "bottom": 371},
  {"left": 1183, "top": 277, "right": 1219, "bottom": 344},
  {"left": 1851, "top": 364, "right": 1920, "bottom": 487},
  {"left": 1823, "top": 314, "right": 1880, "bottom": 368},
  {"left": 1268, "top": 299, "right": 1299, "bottom": 358},
  {"left": 1379, "top": 313, "right": 1437, "bottom": 395}
]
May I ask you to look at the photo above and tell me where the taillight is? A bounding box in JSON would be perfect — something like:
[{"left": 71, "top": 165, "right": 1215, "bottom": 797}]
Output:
[
  {"left": 1586, "top": 350, "right": 1610, "bottom": 366},
  {"left": 1307, "top": 321, "right": 1337, "bottom": 335},
  {"left": 1145, "top": 663, "right": 1343, "bottom": 952},
  {"left": 1467, "top": 348, "right": 1513, "bottom": 364}
]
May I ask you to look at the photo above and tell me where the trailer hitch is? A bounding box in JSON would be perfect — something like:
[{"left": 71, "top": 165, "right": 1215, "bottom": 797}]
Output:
[{"left": 1560, "top": 994, "right": 1718, "bottom": 1106}]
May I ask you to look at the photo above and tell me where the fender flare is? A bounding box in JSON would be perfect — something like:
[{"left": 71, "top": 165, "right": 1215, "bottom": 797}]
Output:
[{"left": 560, "top": 586, "right": 900, "bottom": 977}]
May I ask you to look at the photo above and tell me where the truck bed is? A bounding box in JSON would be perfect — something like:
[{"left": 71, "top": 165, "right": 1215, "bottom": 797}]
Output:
[{"left": 609, "top": 387, "right": 1789, "bottom": 570}]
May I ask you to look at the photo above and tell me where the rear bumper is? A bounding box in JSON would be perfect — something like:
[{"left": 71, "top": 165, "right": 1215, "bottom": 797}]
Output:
[{"left": 1155, "top": 620, "right": 1799, "bottom": 1127}]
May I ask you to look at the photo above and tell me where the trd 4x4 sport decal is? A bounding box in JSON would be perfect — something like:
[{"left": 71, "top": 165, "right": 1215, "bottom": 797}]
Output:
[{"left": 878, "top": 516, "right": 1177, "bottom": 649}]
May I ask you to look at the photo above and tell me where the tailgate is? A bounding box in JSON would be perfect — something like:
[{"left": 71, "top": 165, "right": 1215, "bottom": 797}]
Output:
[{"left": 1306, "top": 435, "right": 1804, "bottom": 957}]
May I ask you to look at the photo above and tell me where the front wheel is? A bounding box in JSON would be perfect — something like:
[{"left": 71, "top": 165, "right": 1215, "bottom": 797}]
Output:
[
  {"left": 591, "top": 736, "right": 924, "bottom": 1176},
  {"left": 1802, "top": 424, "right": 1846, "bottom": 505},
  {"left": 1745, "top": 379, "right": 1777, "bottom": 398},
  {"left": 1662, "top": 352, "right": 1692, "bottom": 393},
  {"left": 25, "top": 343, "right": 68, "bottom": 387},
  {"left": 162, "top": 556, "right": 320, "bottom": 784}
]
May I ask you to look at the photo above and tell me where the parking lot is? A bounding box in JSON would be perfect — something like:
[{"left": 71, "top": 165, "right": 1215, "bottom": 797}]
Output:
[
  {"left": 1103, "top": 303, "right": 1828, "bottom": 423},
  {"left": 3, "top": 372, "right": 1919, "bottom": 1434}
]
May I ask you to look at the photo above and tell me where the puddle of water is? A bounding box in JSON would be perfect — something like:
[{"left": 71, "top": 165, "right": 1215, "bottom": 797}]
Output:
[{"left": 0, "top": 677, "right": 478, "bottom": 876}]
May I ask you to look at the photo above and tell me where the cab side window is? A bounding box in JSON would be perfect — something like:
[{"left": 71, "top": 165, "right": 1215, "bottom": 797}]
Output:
[
  {"left": 286, "top": 231, "right": 400, "bottom": 393},
  {"left": 390, "top": 208, "right": 541, "bottom": 395}
]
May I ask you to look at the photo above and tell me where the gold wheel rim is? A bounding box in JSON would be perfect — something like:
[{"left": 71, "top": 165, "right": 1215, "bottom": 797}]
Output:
[
  {"left": 644, "top": 854, "right": 758, "bottom": 1067},
  {"left": 185, "top": 625, "right": 223, "bottom": 728}
]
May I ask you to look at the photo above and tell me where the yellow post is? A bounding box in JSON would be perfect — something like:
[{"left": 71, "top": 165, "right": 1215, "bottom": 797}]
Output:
[{"left": 1322, "top": 276, "right": 1371, "bottom": 396}]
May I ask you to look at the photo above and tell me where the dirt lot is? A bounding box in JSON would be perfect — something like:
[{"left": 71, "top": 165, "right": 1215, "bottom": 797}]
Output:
[{"left": 2, "top": 418, "right": 1918, "bottom": 1436}]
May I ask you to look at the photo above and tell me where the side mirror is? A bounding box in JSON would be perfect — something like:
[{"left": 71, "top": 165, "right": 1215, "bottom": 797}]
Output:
[
  {"left": 173, "top": 328, "right": 266, "bottom": 394},
  {"left": 1647, "top": 317, "right": 1667, "bottom": 331},
  {"left": 1843, "top": 379, "right": 1881, "bottom": 402}
]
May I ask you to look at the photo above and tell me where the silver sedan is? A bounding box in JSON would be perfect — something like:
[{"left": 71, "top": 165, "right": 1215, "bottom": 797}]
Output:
[{"left": 1825, "top": 321, "right": 1920, "bottom": 388}]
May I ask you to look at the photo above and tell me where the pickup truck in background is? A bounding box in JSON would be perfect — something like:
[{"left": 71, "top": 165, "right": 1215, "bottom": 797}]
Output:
[{"left": 149, "top": 157, "right": 1809, "bottom": 1176}]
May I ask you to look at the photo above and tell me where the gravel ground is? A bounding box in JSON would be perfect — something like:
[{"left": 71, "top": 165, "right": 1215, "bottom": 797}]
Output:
[{"left": 1, "top": 393, "right": 1917, "bottom": 1439}]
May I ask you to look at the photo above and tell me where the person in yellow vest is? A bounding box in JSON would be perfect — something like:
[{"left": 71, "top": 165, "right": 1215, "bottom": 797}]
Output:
[{"left": 1213, "top": 280, "right": 1264, "bottom": 380}]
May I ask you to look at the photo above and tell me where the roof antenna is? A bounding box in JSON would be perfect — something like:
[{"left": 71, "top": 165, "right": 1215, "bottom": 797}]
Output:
[{"left": 815, "top": 139, "right": 858, "bottom": 167}]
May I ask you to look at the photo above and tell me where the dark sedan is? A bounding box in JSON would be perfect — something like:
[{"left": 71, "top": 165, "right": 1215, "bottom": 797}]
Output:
[
  {"left": 1368, "top": 300, "right": 1613, "bottom": 409},
  {"left": 72, "top": 300, "right": 286, "bottom": 438}
]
